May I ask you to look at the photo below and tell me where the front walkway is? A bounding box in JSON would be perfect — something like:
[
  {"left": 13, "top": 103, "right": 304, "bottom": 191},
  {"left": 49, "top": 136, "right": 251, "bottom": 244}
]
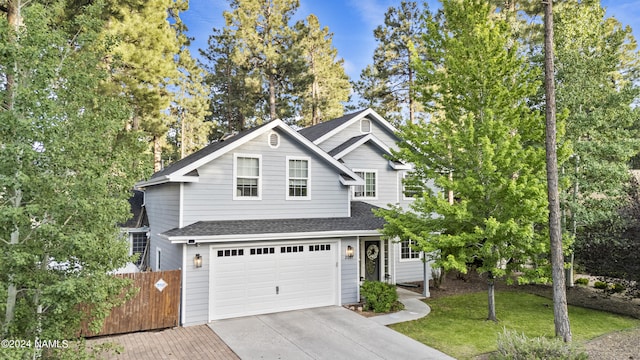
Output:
[
  {"left": 370, "top": 287, "right": 431, "bottom": 325},
  {"left": 86, "top": 325, "right": 239, "bottom": 360}
]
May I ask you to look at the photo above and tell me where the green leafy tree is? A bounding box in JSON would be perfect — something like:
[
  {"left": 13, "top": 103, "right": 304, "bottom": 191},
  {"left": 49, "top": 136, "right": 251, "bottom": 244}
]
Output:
[
  {"left": 351, "top": 64, "right": 397, "bottom": 123},
  {"left": 378, "top": 0, "right": 551, "bottom": 322},
  {"left": 0, "top": 1, "right": 145, "bottom": 357},
  {"left": 554, "top": 0, "right": 640, "bottom": 238},
  {"left": 296, "top": 14, "right": 350, "bottom": 126}
]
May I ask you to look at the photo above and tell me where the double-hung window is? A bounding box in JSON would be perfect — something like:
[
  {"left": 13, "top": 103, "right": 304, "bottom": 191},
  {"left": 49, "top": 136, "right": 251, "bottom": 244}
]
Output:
[
  {"left": 400, "top": 239, "right": 421, "bottom": 260},
  {"left": 234, "top": 154, "right": 261, "bottom": 199},
  {"left": 287, "top": 157, "right": 310, "bottom": 199},
  {"left": 354, "top": 170, "right": 376, "bottom": 199}
]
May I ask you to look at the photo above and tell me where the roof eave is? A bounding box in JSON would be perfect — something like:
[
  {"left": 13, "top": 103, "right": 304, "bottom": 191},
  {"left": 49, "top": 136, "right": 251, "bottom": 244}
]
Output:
[{"left": 164, "top": 230, "right": 382, "bottom": 244}]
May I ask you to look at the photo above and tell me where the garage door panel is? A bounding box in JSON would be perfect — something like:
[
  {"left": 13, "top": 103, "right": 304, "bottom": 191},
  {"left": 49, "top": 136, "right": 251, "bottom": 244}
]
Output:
[{"left": 211, "top": 241, "right": 338, "bottom": 320}]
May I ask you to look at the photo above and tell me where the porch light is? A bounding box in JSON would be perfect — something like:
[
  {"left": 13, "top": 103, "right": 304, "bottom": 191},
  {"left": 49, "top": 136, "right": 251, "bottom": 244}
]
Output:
[
  {"left": 194, "top": 253, "right": 203, "bottom": 268},
  {"left": 345, "top": 245, "right": 354, "bottom": 259}
]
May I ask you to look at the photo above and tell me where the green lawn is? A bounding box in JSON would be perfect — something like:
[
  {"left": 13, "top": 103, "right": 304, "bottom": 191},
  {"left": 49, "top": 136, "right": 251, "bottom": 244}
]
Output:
[{"left": 389, "top": 291, "right": 640, "bottom": 359}]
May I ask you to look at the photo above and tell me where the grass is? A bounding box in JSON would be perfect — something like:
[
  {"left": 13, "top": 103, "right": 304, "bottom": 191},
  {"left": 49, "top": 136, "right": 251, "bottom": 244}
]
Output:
[{"left": 389, "top": 291, "right": 640, "bottom": 359}]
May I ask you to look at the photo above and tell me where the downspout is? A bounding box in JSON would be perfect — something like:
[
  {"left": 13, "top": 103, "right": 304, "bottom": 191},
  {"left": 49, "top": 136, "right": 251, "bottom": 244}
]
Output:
[{"left": 181, "top": 244, "right": 186, "bottom": 325}]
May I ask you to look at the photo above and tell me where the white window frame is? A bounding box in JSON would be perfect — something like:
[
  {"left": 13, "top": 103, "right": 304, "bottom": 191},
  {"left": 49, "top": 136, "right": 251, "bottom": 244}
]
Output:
[
  {"left": 286, "top": 156, "right": 311, "bottom": 200},
  {"left": 353, "top": 169, "right": 377, "bottom": 200},
  {"left": 268, "top": 131, "right": 280, "bottom": 149},
  {"left": 400, "top": 239, "right": 421, "bottom": 262},
  {"left": 402, "top": 172, "right": 420, "bottom": 201},
  {"left": 360, "top": 118, "right": 372, "bottom": 134},
  {"left": 233, "top": 153, "right": 263, "bottom": 200}
]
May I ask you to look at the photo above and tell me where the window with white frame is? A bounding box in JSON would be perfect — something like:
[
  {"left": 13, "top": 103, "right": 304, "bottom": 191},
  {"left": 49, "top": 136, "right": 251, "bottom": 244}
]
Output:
[
  {"left": 400, "top": 239, "right": 420, "bottom": 260},
  {"left": 354, "top": 170, "right": 376, "bottom": 198},
  {"left": 234, "top": 154, "right": 261, "bottom": 199},
  {"left": 361, "top": 118, "right": 372, "bottom": 133},
  {"left": 287, "top": 157, "right": 310, "bottom": 199},
  {"left": 131, "top": 232, "right": 147, "bottom": 265},
  {"left": 402, "top": 172, "right": 421, "bottom": 200}
]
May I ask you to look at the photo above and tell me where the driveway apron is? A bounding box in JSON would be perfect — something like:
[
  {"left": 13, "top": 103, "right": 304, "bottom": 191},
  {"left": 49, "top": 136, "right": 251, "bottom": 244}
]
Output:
[{"left": 209, "top": 306, "right": 455, "bottom": 360}]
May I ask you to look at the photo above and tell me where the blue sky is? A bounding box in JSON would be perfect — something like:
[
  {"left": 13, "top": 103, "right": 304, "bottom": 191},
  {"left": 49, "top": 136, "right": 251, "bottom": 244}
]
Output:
[{"left": 182, "top": 0, "right": 640, "bottom": 81}]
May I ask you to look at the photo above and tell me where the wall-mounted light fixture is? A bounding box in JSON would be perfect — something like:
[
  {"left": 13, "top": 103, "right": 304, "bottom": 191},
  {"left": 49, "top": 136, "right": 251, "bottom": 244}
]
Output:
[
  {"left": 345, "top": 245, "right": 354, "bottom": 259},
  {"left": 194, "top": 253, "right": 203, "bottom": 268}
]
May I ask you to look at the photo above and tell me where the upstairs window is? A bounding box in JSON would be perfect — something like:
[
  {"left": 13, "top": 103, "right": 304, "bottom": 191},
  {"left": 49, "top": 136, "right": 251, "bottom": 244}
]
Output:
[
  {"left": 234, "top": 154, "right": 261, "bottom": 199},
  {"left": 354, "top": 170, "right": 376, "bottom": 199},
  {"left": 287, "top": 157, "right": 310, "bottom": 199}
]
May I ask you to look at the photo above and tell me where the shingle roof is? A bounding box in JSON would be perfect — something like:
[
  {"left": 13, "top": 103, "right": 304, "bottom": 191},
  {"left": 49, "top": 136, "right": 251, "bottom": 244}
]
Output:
[
  {"left": 298, "top": 109, "right": 368, "bottom": 142},
  {"left": 162, "top": 201, "right": 385, "bottom": 238},
  {"left": 122, "top": 190, "right": 148, "bottom": 228},
  {"left": 150, "top": 124, "right": 268, "bottom": 179},
  {"left": 328, "top": 134, "right": 369, "bottom": 157}
]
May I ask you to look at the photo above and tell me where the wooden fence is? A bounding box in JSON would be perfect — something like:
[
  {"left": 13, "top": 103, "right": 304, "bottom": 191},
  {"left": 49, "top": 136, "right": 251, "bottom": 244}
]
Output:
[{"left": 81, "top": 270, "right": 181, "bottom": 337}]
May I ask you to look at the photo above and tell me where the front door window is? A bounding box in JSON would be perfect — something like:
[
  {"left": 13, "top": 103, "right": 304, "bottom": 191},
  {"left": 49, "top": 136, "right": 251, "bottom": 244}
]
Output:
[{"left": 364, "top": 241, "right": 380, "bottom": 281}]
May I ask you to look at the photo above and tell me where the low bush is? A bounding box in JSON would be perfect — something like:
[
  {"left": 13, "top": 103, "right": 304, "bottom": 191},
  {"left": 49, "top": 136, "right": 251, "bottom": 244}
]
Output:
[
  {"left": 593, "top": 281, "right": 608, "bottom": 290},
  {"left": 491, "top": 329, "right": 588, "bottom": 360},
  {"left": 360, "top": 281, "right": 400, "bottom": 313},
  {"left": 574, "top": 278, "right": 589, "bottom": 286},
  {"left": 611, "top": 283, "right": 626, "bottom": 293}
]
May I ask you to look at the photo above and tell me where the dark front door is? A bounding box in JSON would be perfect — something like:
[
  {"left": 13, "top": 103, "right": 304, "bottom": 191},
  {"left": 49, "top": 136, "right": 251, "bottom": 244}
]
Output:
[{"left": 364, "top": 241, "right": 380, "bottom": 281}]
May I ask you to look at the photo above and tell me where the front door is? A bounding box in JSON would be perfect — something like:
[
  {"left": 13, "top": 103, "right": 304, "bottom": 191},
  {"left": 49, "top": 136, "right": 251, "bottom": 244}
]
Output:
[{"left": 364, "top": 241, "right": 380, "bottom": 281}]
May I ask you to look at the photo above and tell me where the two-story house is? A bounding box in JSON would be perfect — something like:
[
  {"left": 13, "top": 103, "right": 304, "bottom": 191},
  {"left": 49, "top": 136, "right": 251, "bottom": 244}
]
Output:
[{"left": 136, "top": 108, "right": 429, "bottom": 326}]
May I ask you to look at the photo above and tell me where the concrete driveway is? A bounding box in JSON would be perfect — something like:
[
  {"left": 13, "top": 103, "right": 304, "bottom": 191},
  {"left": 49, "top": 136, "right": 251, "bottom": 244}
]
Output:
[{"left": 208, "top": 306, "right": 455, "bottom": 360}]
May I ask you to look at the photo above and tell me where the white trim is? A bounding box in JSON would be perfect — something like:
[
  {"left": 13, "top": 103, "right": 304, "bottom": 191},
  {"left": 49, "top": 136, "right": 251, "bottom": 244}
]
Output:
[
  {"left": 136, "top": 119, "right": 363, "bottom": 188},
  {"left": 285, "top": 156, "right": 311, "bottom": 200},
  {"left": 352, "top": 169, "right": 378, "bottom": 200},
  {"left": 360, "top": 118, "right": 372, "bottom": 133},
  {"left": 233, "top": 153, "right": 263, "bottom": 200},
  {"left": 181, "top": 244, "right": 187, "bottom": 325},
  {"left": 390, "top": 161, "right": 411, "bottom": 170},
  {"left": 313, "top": 108, "right": 399, "bottom": 145},
  {"left": 268, "top": 131, "right": 280, "bottom": 148},
  {"left": 331, "top": 134, "right": 393, "bottom": 160},
  {"left": 162, "top": 230, "right": 381, "bottom": 244},
  {"left": 399, "top": 239, "right": 422, "bottom": 262},
  {"left": 179, "top": 183, "right": 184, "bottom": 227}
]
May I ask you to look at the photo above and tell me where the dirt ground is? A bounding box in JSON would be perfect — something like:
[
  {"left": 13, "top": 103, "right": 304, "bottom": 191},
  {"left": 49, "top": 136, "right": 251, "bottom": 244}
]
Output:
[{"left": 400, "top": 272, "right": 640, "bottom": 360}]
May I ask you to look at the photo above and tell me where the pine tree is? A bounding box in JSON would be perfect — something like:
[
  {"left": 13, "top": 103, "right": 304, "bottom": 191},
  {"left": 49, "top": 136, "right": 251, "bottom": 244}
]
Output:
[
  {"left": 223, "top": 0, "right": 307, "bottom": 123},
  {"left": 378, "top": 0, "right": 550, "bottom": 322},
  {"left": 356, "top": 1, "right": 429, "bottom": 124},
  {"left": 296, "top": 14, "right": 350, "bottom": 126}
]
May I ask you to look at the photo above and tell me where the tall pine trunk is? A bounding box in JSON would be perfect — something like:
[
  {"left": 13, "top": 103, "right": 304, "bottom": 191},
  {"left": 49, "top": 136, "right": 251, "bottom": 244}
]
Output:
[
  {"left": 269, "top": 73, "right": 276, "bottom": 121},
  {"left": 543, "top": 0, "right": 572, "bottom": 342}
]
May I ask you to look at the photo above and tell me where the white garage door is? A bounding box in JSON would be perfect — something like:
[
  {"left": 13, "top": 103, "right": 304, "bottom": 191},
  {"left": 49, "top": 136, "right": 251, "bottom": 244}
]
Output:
[{"left": 210, "top": 241, "right": 338, "bottom": 320}]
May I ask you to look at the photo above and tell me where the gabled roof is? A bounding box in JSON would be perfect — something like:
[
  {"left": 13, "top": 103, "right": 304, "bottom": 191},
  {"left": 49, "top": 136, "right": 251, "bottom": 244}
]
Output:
[
  {"left": 136, "top": 119, "right": 364, "bottom": 188},
  {"left": 160, "top": 201, "right": 384, "bottom": 243},
  {"left": 298, "top": 108, "right": 399, "bottom": 145},
  {"left": 121, "top": 190, "right": 149, "bottom": 229},
  {"left": 328, "top": 134, "right": 393, "bottom": 159}
]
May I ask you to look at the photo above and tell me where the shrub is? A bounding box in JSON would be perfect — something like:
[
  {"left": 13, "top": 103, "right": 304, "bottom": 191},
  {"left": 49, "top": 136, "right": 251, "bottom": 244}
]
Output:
[
  {"left": 611, "top": 283, "right": 626, "bottom": 293},
  {"left": 491, "top": 329, "right": 588, "bottom": 360},
  {"left": 574, "top": 278, "right": 589, "bottom": 286},
  {"left": 593, "top": 281, "right": 608, "bottom": 290},
  {"left": 360, "top": 281, "right": 400, "bottom": 313}
]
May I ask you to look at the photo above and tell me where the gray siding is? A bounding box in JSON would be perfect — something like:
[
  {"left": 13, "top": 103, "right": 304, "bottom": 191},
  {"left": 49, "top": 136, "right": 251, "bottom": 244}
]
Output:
[
  {"left": 182, "top": 128, "right": 349, "bottom": 224},
  {"left": 146, "top": 184, "right": 182, "bottom": 271},
  {"left": 317, "top": 116, "right": 400, "bottom": 153},
  {"left": 340, "top": 237, "right": 359, "bottom": 304},
  {"left": 342, "top": 143, "right": 407, "bottom": 208},
  {"left": 183, "top": 244, "right": 210, "bottom": 326},
  {"left": 392, "top": 242, "right": 428, "bottom": 283}
]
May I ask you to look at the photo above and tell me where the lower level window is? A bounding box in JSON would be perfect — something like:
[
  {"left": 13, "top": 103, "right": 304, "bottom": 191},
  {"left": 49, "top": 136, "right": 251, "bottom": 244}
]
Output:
[{"left": 401, "top": 239, "right": 420, "bottom": 260}]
